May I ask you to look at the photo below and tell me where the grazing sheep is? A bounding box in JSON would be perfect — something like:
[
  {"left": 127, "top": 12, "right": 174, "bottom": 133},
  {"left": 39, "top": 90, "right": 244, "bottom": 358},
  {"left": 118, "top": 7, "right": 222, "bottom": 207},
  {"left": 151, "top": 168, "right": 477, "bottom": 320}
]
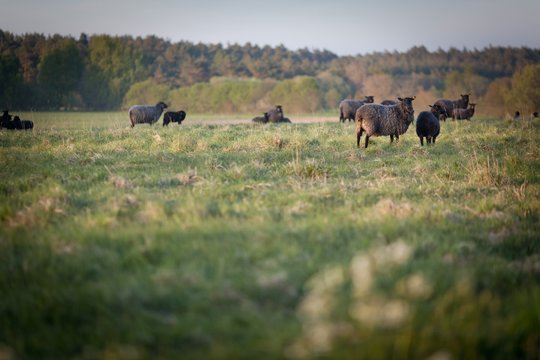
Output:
[
  {"left": 452, "top": 103, "right": 476, "bottom": 121},
  {"left": 434, "top": 94, "right": 470, "bottom": 119},
  {"left": 252, "top": 113, "right": 269, "bottom": 123},
  {"left": 128, "top": 101, "right": 168, "bottom": 127},
  {"left": 339, "top": 96, "right": 375, "bottom": 122},
  {"left": 163, "top": 110, "right": 187, "bottom": 126},
  {"left": 355, "top": 96, "right": 416, "bottom": 148},
  {"left": 267, "top": 105, "right": 284, "bottom": 123},
  {"left": 416, "top": 104, "right": 444, "bottom": 146}
]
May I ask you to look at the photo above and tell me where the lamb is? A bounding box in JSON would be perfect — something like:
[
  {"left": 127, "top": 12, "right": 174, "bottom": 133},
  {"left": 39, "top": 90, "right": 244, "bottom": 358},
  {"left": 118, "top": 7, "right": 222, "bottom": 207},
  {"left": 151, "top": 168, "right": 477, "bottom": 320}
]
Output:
[
  {"left": 433, "top": 94, "right": 470, "bottom": 120},
  {"left": 355, "top": 96, "right": 415, "bottom": 148},
  {"left": 452, "top": 103, "right": 476, "bottom": 121},
  {"left": 163, "top": 110, "right": 187, "bottom": 126},
  {"left": 416, "top": 104, "right": 444, "bottom": 146},
  {"left": 339, "top": 96, "right": 375, "bottom": 122},
  {"left": 128, "top": 101, "right": 168, "bottom": 127}
]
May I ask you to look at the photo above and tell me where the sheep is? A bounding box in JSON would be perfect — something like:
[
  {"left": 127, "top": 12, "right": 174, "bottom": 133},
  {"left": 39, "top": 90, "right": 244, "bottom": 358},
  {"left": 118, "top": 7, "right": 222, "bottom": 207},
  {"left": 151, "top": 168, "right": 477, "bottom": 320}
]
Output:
[
  {"left": 381, "top": 99, "right": 398, "bottom": 105},
  {"left": 128, "top": 101, "right": 168, "bottom": 127},
  {"left": 1, "top": 110, "right": 13, "bottom": 129},
  {"left": 339, "top": 96, "right": 375, "bottom": 122},
  {"left": 267, "top": 105, "right": 284, "bottom": 123},
  {"left": 452, "top": 103, "right": 476, "bottom": 121},
  {"left": 355, "top": 96, "right": 416, "bottom": 148},
  {"left": 252, "top": 113, "right": 269, "bottom": 123},
  {"left": 12, "top": 116, "right": 23, "bottom": 130},
  {"left": 416, "top": 104, "right": 444, "bottom": 146},
  {"left": 533, "top": 112, "right": 539, "bottom": 118},
  {"left": 21, "top": 119, "right": 34, "bottom": 130},
  {"left": 163, "top": 110, "right": 187, "bottom": 126},
  {"left": 433, "top": 94, "right": 470, "bottom": 119},
  {"left": 430, "top": 105, "right": 449, "bottom": 122}
]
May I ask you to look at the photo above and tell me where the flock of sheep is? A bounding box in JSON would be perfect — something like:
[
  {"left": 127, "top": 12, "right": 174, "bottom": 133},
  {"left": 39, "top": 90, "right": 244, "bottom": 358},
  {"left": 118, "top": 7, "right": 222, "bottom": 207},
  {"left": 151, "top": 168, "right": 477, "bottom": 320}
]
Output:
[
  {"left": 0, "top": 110, "right": 33, "bottom": 130},
  {"left": 340, "top": 94, "right": 477, "bottom": 148},
  {"left": 3, "top": 94, "right": 536, "bottom": 151}
]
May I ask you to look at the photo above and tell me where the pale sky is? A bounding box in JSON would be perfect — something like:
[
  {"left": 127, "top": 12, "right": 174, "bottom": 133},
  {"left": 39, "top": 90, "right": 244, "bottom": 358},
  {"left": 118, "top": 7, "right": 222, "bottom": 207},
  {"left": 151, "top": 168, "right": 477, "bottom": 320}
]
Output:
[{"left": 2, "top": 0, "right": 539, "bottom": 55}]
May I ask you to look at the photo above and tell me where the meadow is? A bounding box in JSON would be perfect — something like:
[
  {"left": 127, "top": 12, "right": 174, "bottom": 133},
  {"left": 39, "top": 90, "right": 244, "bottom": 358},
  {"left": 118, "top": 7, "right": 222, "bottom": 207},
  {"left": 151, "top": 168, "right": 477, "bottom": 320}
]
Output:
[{"left": 0, "top": 112, "right": 539, "bottom": 359}]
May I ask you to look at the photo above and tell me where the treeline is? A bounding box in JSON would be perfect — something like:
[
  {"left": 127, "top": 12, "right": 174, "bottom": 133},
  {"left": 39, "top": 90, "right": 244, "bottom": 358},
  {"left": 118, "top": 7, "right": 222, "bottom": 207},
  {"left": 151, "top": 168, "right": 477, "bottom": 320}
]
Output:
[{"left": 1, "top": 29, "right": 539, "bottom": 115}]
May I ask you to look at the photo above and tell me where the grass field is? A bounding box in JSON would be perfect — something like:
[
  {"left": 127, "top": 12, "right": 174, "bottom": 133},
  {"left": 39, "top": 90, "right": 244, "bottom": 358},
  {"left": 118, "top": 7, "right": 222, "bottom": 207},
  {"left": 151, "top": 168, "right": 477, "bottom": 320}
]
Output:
[{"left": 1, "top": 113, "right": 539, "bottom": 359}]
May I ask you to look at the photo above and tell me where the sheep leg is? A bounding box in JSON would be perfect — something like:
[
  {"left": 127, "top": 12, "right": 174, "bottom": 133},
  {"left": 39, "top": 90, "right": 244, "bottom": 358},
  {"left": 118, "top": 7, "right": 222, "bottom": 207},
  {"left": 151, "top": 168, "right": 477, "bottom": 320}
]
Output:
[
  {"left": 364, "top": 135, "right": 370, "bottom": 149},
  {"left": 356, "top": 130, "right": 362, "bottom": 148},
  {"left": 420, "top": 137, "right": 424, "bottom": 146},
  {"left": 390, "top": 134, "right": 394, "bottom": 143},
  {"left": 433, "top": 136, "right": 437, "bottom": 144}
]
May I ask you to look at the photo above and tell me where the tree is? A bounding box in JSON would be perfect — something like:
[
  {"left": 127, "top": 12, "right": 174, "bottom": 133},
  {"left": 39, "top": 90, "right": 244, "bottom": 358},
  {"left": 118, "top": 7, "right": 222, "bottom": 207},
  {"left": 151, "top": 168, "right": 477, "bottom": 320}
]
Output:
[
  {"left": 505, "top": 64, "right": 540, "bottom": 113},
  {"left": 0, "top": 53, "right": 23, "bottom": 108},
  {"left": 38, "top": 40, "right": 83, "bottom": 108}
]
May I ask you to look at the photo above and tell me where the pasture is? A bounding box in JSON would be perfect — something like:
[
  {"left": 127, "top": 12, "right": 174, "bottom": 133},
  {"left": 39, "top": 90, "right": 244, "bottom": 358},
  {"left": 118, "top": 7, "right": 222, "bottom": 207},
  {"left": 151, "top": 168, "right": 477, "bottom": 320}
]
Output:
[{"left": 1, "top": 113, "right": 539, "bottom": 359}]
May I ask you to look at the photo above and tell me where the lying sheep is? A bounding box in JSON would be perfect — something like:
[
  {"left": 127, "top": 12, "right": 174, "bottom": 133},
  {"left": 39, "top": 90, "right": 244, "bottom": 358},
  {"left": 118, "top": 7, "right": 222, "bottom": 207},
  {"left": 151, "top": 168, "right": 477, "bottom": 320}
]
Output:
[
  {"left": 355, "top": 96, "right": 415, "bottom": 148},
  {"left": 434, "top": 94, "right": 470, "bottom": 119},
  {"left": 163, "top": 110, "right": 187, "bottom": 126},
  {"left": 1, "top": 110, "right": 13, "bottom": 129},
  {"left": 21, "top": 119, "right": 34, "bottom": 130},
  {"left": 339, "top": 96, "right": 374, "bottom": 122},
  {"left": 252, "top": 113, "right": 269, "bottom": 123},
  {"left": 416, "top": 104, "right": 444, "bottom": 146},
  {"left": 267, "top": 105, "right": 284, "bottom": 123},
  {"left": 452, "top": 103, "right": 476, "bottom": 120},
  {"left": 12, "top": 116, "right": 23, "bottom": 130},
  {"left": 128, "top": 101, "right": 168, "bottom": 127}
]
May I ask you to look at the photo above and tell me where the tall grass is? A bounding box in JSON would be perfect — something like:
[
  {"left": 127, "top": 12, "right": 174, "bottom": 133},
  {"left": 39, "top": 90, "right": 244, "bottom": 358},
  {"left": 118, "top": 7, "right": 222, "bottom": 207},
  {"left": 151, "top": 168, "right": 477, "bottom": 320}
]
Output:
[{"left": 0, "top": 115, "right": 539, "bottom": 359}]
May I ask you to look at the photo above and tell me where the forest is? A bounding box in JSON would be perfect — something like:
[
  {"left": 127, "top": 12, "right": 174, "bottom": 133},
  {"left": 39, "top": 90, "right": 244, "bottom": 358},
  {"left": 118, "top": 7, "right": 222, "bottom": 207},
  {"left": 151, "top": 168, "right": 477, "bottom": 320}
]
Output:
[{"left": 1, "top": 29, "right": 539, "bottom": 115}]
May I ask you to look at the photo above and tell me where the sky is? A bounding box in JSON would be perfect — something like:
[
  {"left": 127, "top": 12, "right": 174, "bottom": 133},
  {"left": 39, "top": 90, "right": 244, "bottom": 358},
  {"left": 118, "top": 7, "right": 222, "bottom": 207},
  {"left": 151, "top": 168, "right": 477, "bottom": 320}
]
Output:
[{"left": 2, "top": 0, "right": 540, "bottom": 56}]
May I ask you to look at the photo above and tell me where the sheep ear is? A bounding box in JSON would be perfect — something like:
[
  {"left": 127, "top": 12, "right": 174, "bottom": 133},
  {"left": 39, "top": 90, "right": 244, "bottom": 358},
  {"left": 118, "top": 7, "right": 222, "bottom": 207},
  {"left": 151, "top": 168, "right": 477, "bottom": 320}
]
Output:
[
  {"left": 428, "top": 105, "right": 433, "bottom": 108},
  {"left": 412, "top": 96, "right": 416, "bottom": 100}
]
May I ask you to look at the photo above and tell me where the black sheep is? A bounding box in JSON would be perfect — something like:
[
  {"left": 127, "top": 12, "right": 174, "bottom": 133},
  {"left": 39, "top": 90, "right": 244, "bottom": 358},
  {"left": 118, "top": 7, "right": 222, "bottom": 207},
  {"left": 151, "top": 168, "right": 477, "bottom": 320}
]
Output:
[
  {"left": 12, "top": 116, "right": 23, "bottom": 129},
  {"left": 1, "top": 110, "right": 13, "bottom": 129},
  {"left": 252, "top": 113, "right": 269, "bottom": 123},
  {"left": 162, "top": 110, "right": 187, "bottom": 126},
  {"left": 416, "top": 104, "right": 444, "bottom": 146}
]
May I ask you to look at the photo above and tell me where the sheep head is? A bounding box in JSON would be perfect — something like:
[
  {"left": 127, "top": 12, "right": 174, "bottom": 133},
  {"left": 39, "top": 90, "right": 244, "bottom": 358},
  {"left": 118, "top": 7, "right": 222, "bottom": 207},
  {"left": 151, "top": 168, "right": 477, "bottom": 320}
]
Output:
[
  {"left": 156, "top": 102, "right": 168, "bottom": 110},
  {"left": 398, "top": 96, "right": 415, "bottom": 115}
]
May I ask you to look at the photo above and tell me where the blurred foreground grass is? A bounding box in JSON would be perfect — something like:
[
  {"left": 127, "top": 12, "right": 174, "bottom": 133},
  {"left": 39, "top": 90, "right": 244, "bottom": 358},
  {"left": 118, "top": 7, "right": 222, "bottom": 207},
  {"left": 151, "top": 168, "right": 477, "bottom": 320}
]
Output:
[{"left": 0, "top": 114, "right": 539, "bottom": 359}]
